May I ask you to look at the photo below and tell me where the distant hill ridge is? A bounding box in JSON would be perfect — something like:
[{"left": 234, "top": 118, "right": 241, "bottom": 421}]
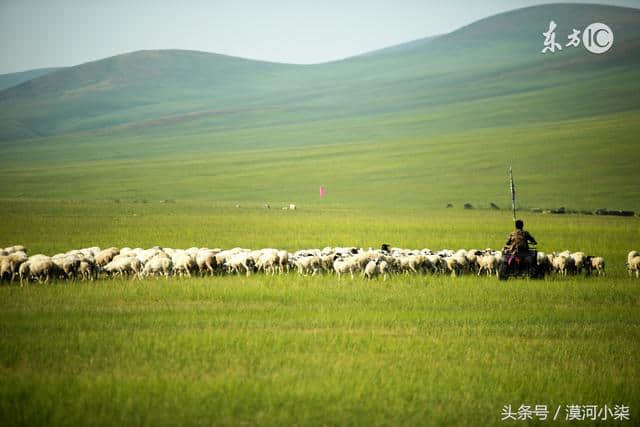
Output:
[
  {"left": 0, "top": 67, "right": 64, "bottom": 91},
  {"left": 0, "top": 3, "right": 638, "bottom": 141}
]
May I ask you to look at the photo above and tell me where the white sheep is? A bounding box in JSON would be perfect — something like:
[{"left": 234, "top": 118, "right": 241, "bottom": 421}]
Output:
[
  {"left": 628, "top": 256, "right": 640, "bottom": 278},
  {"left": 320, "top": 254, "right": 335, "bottom": 273},
  {"left": 277, "top": 250, "right": 289, "bottom": 273},
  {"left": 477, "top": 255, "right": 497, "bottom": 277},
  {"left": 19, "top": 255, "right": 54, "bottom": 284},
  {"left": 103, "top": 257, "right": 132, "bottom": 277},
  {"left": 426, "top": 255, "right": 444, "bottom": 274},
  {"left": 378, "top": 260, "right": 390, "bottom": 280},
  {"left": 552, "top": 255, "right": 570, "bottom": 276},
  {"left": 78, "top": 259, "right": 97, "bottom": 281},
  {"left": 196, "top": 250, "right": 218, "bottom": 276},
  {"left": 142, "top": 257, "right": 173, "bottom": 278},
  {"left": 0, "top": 252, "right": 27, "bottom": 282},
  {"left": 95, "top": 248, "right": 119, "bottom": 267},
  {"left": 295, "top": 256, "right": 321, "bottom": 276},
  {"left": 399, "top": 255, "right": 426, "bottom": 275},
  {"left": 363, "top": 260, "right": 378, "bottom": 279},
  {"left": 227, "top": 252, "right": 255, "bottom": 276},
  {"left": 3, "top": 245, "right": 26, "bottom": 254},
  {"left": 172, "top": 252, "right": 195, "bottom": 277},
  {"left": 590, "top": 257, "right": 605, "bottom": 276},
  {"left": 0, "top": 258, "right": 13, "bottom": 282},
  {"left": 255, "top": 250, "right": 279, "bottom": 275},
  {"left": 446, "top": 255, "right": 468, "bottom": 276},
  {"left": 570, "top": 252, "right": 586, "bottom": 273},
  {"left": 333, "top": 257, "right": 356, "bottom": 279},
  {"left": 52, "top": 254, "right": 80, "bottom": 280}
]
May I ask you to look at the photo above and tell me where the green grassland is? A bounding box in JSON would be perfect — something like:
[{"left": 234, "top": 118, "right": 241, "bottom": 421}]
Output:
[
  {"left": 2, "top": 110, "right": 639, "bottom": 211},
  {"left": 1, "top": 206, "right": 639, "bottom": 427},
  {"left": 1, "top": 4, "right": 639, "bottom": 211},
  {"left": 1, "top": 3, "right": 640, "bottom": 426}
]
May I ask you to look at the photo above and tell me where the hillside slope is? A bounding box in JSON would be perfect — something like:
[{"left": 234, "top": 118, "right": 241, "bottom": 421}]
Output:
[
  {"left": 0, "top": 67, "right": 62, "bottom": 92},
  {"left": 0, "top": 3, "right": 639, "bottom": 211},
  {"left": 1, "top": 3, "right": 638, "bottom": 141}
]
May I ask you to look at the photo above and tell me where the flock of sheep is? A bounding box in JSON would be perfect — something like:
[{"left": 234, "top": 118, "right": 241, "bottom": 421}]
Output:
[{"left": 2, "top": 244, "right": 638, "bottom": 284}]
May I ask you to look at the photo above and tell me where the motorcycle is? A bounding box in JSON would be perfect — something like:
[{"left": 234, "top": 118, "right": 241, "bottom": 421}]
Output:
[{"left": 497, "top": 245, "right": 544, "bottom": 280}]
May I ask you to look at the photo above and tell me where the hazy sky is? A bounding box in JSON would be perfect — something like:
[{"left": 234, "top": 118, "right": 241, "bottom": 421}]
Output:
[{"left": 1, "top": 0, "right": 638, "bottom": 74}]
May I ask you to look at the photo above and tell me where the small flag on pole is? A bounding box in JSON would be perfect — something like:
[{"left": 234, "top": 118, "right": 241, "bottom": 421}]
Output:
[
  {"left": 509, "top": 166, "right": 516, "bottom": 222},
  {"left": 319, "top": 186, "right": 327, "bottom": 198}
]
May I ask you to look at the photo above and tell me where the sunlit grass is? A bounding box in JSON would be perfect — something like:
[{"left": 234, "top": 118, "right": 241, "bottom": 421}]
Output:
[{"left": 0, "top": 206, "right": 639, "bottom": 426}]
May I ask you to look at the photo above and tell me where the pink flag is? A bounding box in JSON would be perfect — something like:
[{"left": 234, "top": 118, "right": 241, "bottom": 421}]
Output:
[{"left": 319, "top": 186, "right": 326, "bottom": 197}]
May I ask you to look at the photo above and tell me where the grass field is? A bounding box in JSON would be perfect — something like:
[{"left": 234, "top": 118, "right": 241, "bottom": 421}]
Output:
[
  {"left": 2, "top": 111, "right": 640, "bottom": 212},
  {"left": 1, "top": 206, "right": 639, "bottom": 426},
  {"left": 1, "top": 3, "right": 639, "bottom": 425}
]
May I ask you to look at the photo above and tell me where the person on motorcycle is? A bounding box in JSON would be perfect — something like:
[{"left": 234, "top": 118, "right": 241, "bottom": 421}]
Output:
[{"left": 503, "top": 219, "right": 537, "bottom": 271}]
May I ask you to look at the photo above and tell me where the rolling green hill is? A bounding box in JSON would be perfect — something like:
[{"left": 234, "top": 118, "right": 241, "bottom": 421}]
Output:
[
  {"left": 0, "top": 3, "right": 639, "bottom": 211},
  {"left": 0, "top": 67, "right": 62, "bottom": 92}
]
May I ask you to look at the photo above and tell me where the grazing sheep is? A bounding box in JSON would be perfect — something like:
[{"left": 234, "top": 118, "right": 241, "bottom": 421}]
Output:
[
  {"left": 319, "top": 254, "right": 336, "bottom": 273},
  {"left": 172, "top": 253, "right": 195, "bottom": 277},
  {"left": 399, "top": 255, "right": 428, "bottom": 275},
  {"left": 445, "top": 255, "right": 468, "bottom": 276},
  {"left": 333, "top": 257, "right": 356, "bottom": 279},
  {"left": 628, "top": 256, "right": 640, "bottom": 278},
  {"left": 378, "top": 260, "right": 390, "bottom": 280},
  {"left": 95, "top": 248, "right": 119, "bottom": 267},
  {"left": 254, "top": 250, "right": 279, "bottom": 275},
  {"left": 363, "top": 260, "right": 378, "bottom": 279},
  {"left": 590, "top": 257, "right": 605, "bottom": 276},
  {"left": 18, "top": 262, "right": 31, "bottom": 283},
  {"left": 103, "top": 255, "right": 139, "bottom": 278},
  {"left": 0, "top": 252, "right": 27, "bottom": 282},
  {"left": 552, "top": 255, "right": 571, "bottom": 276},
  {"left": 142, "top": 257, "right": 173, "bottom": 278},
  {"left": 196, "top": 250, "right": 218, "bottom": 276},
  {"left": 536, "top": 252, "right": 551, "bottom": 275},
  {"left": 477, "top": 255, "right": 498, "bottom": 277},
  {"left": 426, "top": 255, "right": 444, "bottom": 274},
  {"left": 295, "top": 256, "right": 322, "bottom": 276},
  {"left": 19, "top": 255, "right": 54, "bottom": 284},
  {"left": 3, "top": 243, "right": 624, "bottom": 282},
  {"left": 570, "top": 252, "right": 586, "bottom": 274},
  {"left": 137, "top": 248, "right": 161, "bottom": 264},
  {"left": 78, "top": 259, "right": 97, "bottom": 281},
  {"left": 445, "top": 257, "right": 461, "bottom": 276},
  {"left": 227, "top": 252, "right": 255, "bottom": 276},
  {"left": 277, "top": 250, "right": 289, "bottom": 274},
  {"left": 52, "top": 255, "right": 80, "bottom": 280},
  {"left": 0, "top": 258, "right": 13, "bottom": 282},
  {"left": 3, "top": 245, "right": 26, "bottom": 255},
  {"left": 465, "top": 252, "right": 480, "bottom": 273}
]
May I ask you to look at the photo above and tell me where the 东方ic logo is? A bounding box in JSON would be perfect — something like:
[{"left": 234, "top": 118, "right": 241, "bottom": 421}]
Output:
[{"left": 542, "top": 21, "right": 613, "bottom": 54}]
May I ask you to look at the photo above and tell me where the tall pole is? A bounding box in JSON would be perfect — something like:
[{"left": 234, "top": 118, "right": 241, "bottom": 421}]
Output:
[{"left": 509, "top": 166, "right": 516, "bottom": 222}]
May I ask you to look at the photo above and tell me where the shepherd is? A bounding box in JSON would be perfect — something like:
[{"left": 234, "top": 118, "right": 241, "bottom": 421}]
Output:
[{"left": 503, "top": 219, "right": 537, "bottom": 259}]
